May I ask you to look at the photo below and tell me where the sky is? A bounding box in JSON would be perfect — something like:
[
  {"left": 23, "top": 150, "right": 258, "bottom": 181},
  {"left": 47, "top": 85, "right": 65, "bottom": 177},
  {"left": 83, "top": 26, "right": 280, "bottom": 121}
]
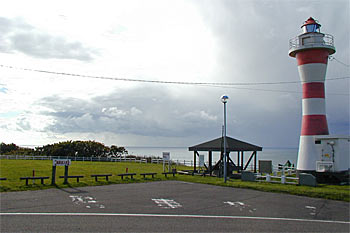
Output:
[{"left": 0, "top": 0, "right": 349, "bottom": 149}]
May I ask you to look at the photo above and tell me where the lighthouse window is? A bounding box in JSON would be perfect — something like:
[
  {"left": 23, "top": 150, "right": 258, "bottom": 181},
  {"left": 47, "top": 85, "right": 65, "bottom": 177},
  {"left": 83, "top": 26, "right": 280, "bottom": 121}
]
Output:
[{"left": 305, "top": 24, "right": 319, "bottom": 33}]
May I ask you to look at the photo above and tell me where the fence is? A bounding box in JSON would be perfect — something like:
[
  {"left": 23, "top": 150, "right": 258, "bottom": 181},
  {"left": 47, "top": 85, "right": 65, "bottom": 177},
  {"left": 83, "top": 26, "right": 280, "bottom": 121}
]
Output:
[
  {"left": 0, "top": 154, "right": 293, "bottom": 174},
  {"left": 255, "top": 165, "right": 298, "bottom": 184},
  {"left": 0, "top": 154, "right": 210, "bottom": 168}
]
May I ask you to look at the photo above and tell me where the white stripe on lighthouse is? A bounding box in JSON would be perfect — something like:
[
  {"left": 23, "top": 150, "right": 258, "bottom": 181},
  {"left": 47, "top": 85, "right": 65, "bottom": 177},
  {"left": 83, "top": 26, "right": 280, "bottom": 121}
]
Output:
[
  {"left": 302, "top": 98, "right": 326, "bottom": 115},
  {"left": 297, "top": 136, "right": 318, "bottom": 171},
  {"left": 297, "top": 63, "right": 327, "bottom": 83}
]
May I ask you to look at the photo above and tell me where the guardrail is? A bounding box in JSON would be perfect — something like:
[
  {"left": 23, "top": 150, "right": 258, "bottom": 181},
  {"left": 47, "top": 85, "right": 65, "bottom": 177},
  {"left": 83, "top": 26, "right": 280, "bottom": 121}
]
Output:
[
  {"left": 256, "top": 174, "right": 299, "bottom": 184},
  {"left": 0, "top": 154, "right": 295, "bottom": 173},
  {"left": 254, "top": 165, "right": 298, "bottom": 184},
  {"left": 0, "top": 154, "right": 211, "bottom": 168},
  {"left": 289, "top": 33, "right": 334, "bottom": 50}
]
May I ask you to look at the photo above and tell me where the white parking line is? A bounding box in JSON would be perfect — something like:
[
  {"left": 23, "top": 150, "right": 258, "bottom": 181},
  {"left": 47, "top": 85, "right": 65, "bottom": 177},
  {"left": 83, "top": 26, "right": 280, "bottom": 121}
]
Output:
[
  {"left": 0, "top": 212, "right": 349, "bottom": 224},
  {"left": 152, "top": 199, "right": 182, "bottom": 209},
  {"left": 69, "top": 195, "right": 105, "bottom": 209},
  {"left": 224, "top": 201, "right": 256, "bottom": 213},
  {"left": 305, "top": 205, "right": 317, "bottom": 216}
]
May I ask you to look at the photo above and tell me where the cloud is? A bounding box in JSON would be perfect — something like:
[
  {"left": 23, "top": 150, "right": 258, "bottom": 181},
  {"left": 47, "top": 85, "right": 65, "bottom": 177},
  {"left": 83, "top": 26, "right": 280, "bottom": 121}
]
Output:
[
  {"left": 16, "top": 116, "right": 31, "bottom": 131},
  {"left": 102, "top": 107, "right": 128, "bottom": 118},
  {"left": 0, "top": 17, "right": 97, "bottom": 61},
  {"left": 33, "top": 86, "right": 221, "bottom": 138},
  {"left": 183, "top": 110, "right": 217, "bottom": 123},
  {"left": 0, "top": 77, "right": 312, "bottom": 147},
  {"left": 0, "top": 87, "right": 8, "bottom": 93},
  {"left": 25, "top": 82, "right": 309, "bottom": 147}
]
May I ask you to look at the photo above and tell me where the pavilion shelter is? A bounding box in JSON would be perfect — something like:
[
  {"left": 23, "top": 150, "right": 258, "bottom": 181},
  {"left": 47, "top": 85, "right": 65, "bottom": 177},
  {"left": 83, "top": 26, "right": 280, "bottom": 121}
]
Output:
[{"left": 188, "top": 136, "right": 262, "bottom": 175}]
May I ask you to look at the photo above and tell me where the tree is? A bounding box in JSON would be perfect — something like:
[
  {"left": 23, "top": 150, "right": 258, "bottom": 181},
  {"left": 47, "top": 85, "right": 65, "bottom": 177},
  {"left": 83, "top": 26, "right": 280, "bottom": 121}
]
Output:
[
  {"left": 1, "top": 141, "right": 128, "bottom": 158},
  {"left": 35, "top": 140, "right": 115, "bottom": 157},
  {"left": 0, "top": 143, "right": 19, "bottom": 154},
  {"left": 110, "top": 145, "right": 128, "bottom": 157},
  {"left": 0, "top": 143, "right": 35, "bottom": 155}
]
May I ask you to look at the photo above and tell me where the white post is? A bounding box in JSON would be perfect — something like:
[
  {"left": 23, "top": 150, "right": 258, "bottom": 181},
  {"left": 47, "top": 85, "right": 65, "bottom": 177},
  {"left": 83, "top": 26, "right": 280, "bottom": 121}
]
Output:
[
  {"left": 281, "top": 175, "right": 286, "bottom": 184},
  {"left": 266, "top": 174, "right": 271, "bottom": 182}
]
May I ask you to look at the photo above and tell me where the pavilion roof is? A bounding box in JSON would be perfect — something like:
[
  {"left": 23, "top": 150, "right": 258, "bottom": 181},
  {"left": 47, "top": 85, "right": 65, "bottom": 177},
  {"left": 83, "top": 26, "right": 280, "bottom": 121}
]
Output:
[{"left": 188, "top": 136, "right": 262, "bottom": 152}]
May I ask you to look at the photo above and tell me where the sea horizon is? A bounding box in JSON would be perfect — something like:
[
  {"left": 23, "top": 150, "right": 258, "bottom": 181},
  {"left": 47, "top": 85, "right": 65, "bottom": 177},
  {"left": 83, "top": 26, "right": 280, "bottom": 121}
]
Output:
[
  {"left": 125, "top": 146, "right": 298, "bottom": 167},
  {"left": 16, "top": 144, "right": 298, "bottom": 166}
]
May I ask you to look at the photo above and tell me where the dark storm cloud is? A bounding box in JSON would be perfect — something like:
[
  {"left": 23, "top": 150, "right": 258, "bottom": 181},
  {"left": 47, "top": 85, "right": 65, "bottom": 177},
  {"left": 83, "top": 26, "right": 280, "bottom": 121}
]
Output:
[
  {"left": 190, "top": 0, "right": 349, "bottom": 144},
  {"left": 194, "top": 0, "right": 349, "bottom": 83},
  {"left": 0, "top": 17, "right": 96, "bottom": 61},
  {"left": 31, "top": 83, "right": 308, "bottom": 147},
  {"left": 34, "top": 86, "right": 221, "bottom": 137}
]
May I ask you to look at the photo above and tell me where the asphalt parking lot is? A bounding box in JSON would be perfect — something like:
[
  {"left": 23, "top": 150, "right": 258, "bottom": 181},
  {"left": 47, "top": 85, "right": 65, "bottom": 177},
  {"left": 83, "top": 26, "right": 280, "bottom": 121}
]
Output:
[{"left": 1, "top": 181, "right": 349, "bottom": 232}]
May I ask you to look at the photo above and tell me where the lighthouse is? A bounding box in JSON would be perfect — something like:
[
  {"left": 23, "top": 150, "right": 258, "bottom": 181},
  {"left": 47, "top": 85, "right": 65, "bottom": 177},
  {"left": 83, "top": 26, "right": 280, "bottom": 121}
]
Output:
[{"left": 289, "top": 17, "right": 336, "bottom": 173}]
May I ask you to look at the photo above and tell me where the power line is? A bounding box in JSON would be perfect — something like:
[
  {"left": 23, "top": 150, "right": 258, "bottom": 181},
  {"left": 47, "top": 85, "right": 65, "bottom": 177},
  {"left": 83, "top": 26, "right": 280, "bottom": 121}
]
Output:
[
  {"left": 1, "top": 64, "right": 349, "bottom": 87},
  {"left": 203, "top": 84, "right": 349, "bottom": 96},
  {"left": 329, "top": 56, "right": 350, "bottom": 67}
]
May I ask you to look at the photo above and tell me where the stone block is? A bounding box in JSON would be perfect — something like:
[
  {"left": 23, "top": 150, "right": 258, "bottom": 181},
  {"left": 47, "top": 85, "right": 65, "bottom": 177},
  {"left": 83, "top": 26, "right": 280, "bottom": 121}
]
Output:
[
  {"left": 299, "top": 173, "right": 317, "bottom": 187},
  {"left": 241, "top": 171, "right": 256, "bottom": 182}
]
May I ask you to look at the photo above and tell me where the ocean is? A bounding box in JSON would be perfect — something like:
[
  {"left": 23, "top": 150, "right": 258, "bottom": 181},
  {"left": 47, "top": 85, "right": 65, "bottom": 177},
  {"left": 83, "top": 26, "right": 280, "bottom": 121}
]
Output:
[{"left": 125, "top": 146, "right": 298, "bottom": 167}]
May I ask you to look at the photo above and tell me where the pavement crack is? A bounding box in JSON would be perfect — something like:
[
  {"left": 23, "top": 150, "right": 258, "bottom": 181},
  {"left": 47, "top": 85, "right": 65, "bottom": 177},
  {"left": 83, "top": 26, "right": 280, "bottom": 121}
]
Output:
[{"left": 314, "top": 199, "right": 328, "bottom": 218}]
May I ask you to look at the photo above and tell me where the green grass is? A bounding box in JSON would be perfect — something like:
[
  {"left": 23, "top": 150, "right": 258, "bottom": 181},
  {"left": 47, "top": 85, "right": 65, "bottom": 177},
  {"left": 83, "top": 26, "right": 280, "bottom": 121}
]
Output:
[
  {"left": 176, "top": 175, "right": 350, "bottom": 202},
  {"left": 0, "top": 159, "right": 187, "bottom": 192},
  {"left": 0, "top": 159, "right": 349, "bottom": 202}
]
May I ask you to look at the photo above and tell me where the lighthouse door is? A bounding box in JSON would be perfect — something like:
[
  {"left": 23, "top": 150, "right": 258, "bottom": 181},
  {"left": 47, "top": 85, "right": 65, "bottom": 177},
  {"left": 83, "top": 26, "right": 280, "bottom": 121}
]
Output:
[
  {"left": 316, "top": 140, "right": 335, "bottom": 172},
  {"left": 320, "top": 141, "right": 334, "bottom": 162}
]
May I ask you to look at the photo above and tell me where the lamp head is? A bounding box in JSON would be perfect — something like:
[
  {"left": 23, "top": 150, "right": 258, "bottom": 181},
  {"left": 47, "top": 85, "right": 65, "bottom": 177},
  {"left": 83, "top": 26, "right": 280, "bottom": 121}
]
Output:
[
  {"left": 221, "top": 95, "right": 229, "bottom": 103},
  {"left": 327, "top": 141, "right": 335, "bottom": 146}
]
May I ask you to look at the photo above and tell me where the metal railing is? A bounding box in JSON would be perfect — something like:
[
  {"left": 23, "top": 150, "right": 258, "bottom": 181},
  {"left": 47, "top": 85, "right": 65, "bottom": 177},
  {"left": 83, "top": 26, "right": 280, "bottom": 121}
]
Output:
[
  {"left": 289, "top": 33, "right": 334, "bottom": 50},
  {"left": 256, "top": 174, "right": 298, "bottom": 184},
  {"left": 0, "top": 154, "right": 212, "bottom": 167},
  {"left": 255, "top": 165, "right": 298, "bottom": 184},
  {"left": 0, "top": 154, "right": 293, "bottom": 174}
]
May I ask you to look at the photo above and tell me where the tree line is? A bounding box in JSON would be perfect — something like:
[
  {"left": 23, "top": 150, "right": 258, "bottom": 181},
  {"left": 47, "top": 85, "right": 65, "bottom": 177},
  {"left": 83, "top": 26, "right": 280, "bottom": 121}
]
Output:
[{"left": 0, "top": 141, "right": 128, "bottom": 157}]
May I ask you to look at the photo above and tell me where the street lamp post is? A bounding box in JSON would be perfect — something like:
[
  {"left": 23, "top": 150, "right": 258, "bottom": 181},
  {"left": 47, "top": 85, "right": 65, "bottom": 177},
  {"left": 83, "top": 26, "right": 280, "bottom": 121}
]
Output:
[{"left": 221, "top": 95, "right": 229, "bottom": 183}]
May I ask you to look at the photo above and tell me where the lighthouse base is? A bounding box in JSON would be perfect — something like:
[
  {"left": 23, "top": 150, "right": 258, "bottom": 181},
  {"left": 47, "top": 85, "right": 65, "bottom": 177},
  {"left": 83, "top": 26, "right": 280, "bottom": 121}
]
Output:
[
  {"left": 297, "top": 136, "right": 320, "bottom": 171},
  {"left": 297, "top": 135, "right": 350, "bottom": 184},
  {"left": 297, "top": 170, "right": 350, "bottom": 184}
]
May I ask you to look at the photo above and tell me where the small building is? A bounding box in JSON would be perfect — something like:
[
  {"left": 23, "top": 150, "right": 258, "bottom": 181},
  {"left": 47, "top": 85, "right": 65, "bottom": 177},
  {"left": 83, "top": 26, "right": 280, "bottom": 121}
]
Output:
[{"left": 189, "top": 136, "right": 262, "bottom": 176}]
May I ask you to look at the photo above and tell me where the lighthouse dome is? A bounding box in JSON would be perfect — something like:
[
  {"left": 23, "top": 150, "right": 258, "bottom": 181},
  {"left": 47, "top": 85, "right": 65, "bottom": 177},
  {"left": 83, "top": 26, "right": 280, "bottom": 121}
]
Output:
[{"left": 302, "top": 17, "right": 321, "bottom": 33}]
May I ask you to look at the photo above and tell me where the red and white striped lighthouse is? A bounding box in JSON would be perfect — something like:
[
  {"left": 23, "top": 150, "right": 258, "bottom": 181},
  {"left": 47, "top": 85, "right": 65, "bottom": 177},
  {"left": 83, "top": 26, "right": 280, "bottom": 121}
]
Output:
[{"left": 289, "top": 17, "right": 336, "bottom": 172}]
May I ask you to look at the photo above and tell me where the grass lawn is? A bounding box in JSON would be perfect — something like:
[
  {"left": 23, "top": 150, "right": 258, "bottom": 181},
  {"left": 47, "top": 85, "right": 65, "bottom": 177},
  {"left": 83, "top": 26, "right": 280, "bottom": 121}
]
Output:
[{"left": 0, "top": 159, "right": 349, "bottom": 202}]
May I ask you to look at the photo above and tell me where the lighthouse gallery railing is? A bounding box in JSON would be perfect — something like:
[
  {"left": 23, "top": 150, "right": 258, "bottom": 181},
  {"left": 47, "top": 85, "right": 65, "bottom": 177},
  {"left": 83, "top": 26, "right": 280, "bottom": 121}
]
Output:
[{"left": 289, "top": 33, "right": 334, "bottom": 50}]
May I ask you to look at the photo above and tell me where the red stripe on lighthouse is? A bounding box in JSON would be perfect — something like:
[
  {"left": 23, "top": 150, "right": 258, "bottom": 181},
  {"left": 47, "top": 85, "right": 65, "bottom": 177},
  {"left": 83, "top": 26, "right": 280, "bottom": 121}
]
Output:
[
  {"left": 296, "top": 49, "right": 329, "bottom": 66},
  {"left": 301, "top": 115, "right": 329, "bottom": 135},
  {"left": 302, "top": 82, "right": 325, "bottom": 98}
]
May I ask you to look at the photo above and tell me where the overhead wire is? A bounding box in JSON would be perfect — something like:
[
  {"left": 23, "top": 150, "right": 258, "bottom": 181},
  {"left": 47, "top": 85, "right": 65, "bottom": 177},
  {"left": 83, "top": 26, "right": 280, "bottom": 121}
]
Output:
[
  {"left": 0, "top": 64, "right": 349, "bottom": 86},
  {"left": 329, "top": 56, "right": 350, "bottom": 68},
  {"left": 200, "top": 84, "right": 349, "bottom": 96},
  {"left": 0, "top": 63, "right": 349, "bottom": 96}
]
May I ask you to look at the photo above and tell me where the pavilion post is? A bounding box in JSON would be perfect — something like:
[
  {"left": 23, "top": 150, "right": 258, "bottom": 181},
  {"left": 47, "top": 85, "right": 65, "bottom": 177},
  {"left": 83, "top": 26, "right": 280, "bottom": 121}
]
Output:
[
  {"left": 254, "top": 151, "right": 257, "bottom": 173},
  {"left": 237, "top": 151, "right": 240, "bottom": 172},
  {"left": 209, "top": 151, "right": 212, "bottom": 175},
  {"left": 193, "top": 151, "right": 197, "bottom": 172}
]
